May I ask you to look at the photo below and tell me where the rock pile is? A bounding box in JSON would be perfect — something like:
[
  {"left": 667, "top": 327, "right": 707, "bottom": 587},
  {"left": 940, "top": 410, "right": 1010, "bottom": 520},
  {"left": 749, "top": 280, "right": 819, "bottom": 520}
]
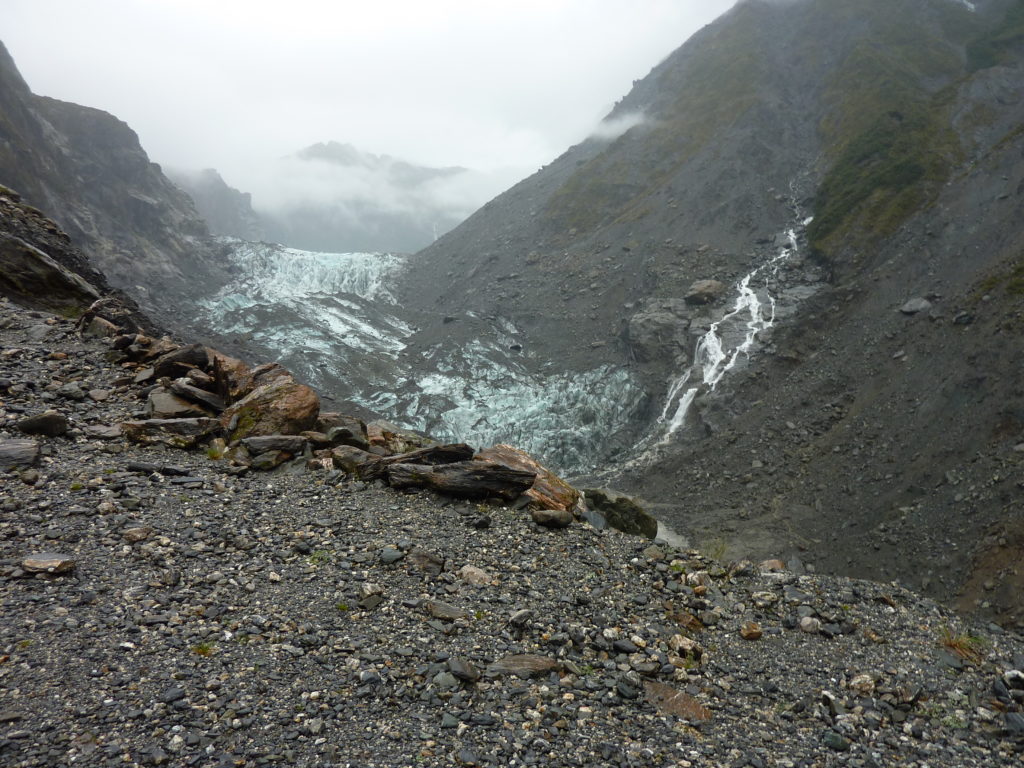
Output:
[{"left": 1, "top": 298, "right": 1023, "bottom": 767}]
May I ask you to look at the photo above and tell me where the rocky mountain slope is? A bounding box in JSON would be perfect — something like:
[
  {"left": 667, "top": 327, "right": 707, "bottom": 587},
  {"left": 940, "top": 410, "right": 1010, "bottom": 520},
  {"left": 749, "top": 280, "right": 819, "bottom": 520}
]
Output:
[
  {"left": 1, "top": 198, "right": 1023, "bottom": 767},
  {"left": 164, "top": 168, "right": 264, "bottom": 243},
  {"left": 0, "top": 41, "right": 226, "bottom": 322},
  {"left": 395, "top": 0, "right": 1024, "bottom": 624}
]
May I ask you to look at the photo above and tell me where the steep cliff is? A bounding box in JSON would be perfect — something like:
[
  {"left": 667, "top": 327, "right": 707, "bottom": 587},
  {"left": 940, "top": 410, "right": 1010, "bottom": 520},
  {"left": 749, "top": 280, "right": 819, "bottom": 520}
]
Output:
[{"left": 0, "top": 40, "right": 226, "bottom": 319}]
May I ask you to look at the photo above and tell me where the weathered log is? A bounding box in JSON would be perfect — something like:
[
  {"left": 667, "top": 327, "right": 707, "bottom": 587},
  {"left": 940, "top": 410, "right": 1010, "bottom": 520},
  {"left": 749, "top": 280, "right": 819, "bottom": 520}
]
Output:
[
  {"left": 476, "top": 444, "right": 581, "bottom": 514},
  {"left": 170, "top": 379, "right": 226, "bottom": 412},
  {"left": 151, "top": 343, "right": 210, "bottom": 379},
  {"left": 386, "top": 461, "right": 535, "bottom": 500},
  {"left": 331, "top": 443, "right": 477, "bottom": 481}
]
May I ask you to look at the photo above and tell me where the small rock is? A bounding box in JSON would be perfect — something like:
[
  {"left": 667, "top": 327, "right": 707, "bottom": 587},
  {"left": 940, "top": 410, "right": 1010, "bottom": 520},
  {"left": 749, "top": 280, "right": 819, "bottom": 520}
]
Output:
[
  {"left": 123, "top": 527, "right": 153, "bottom": 543},
  {"left": 799, "top": 616, "right": 822, "bottom": 634},
  {"left": 449, "top": 657, "right": 481, "bottom": 682},
  {"left": 899, "top": 297, "right": 932, "bottom": 315},
  {"left": 823, "top": 731, "right": 850, "bottom": 751},
  {"left": 458, "top": 565, "right": 491, "bottom": 585},
  {"left": 380, "top": 546, "right": 405, "bottom": 564},
  {"left": 424, "top": 600, "right": 466, "bottom": 621},
  {"left": 740, "top": 621, "right": 763, "bottom": 641}
]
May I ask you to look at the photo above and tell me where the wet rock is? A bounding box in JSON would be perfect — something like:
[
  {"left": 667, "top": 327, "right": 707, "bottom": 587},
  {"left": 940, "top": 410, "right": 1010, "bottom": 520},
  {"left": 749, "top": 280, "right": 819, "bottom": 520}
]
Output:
[
  {"left": 582, "top": 488, "right": 658, "bottom": 539},
  {"left": 16, "top": 410, "right": 68, "bottom": 436},
  {"left": 685, "top": 279, "right": 727, "bottom": 305}
]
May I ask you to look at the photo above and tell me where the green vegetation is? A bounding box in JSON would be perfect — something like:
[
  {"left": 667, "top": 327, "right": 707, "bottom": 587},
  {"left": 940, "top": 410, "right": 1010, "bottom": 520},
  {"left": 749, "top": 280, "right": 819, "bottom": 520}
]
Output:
[
  {"left": 335, "top": 602, "right": 350, "bottom": 612},
  {"left": 307, "top": 549, "right": 331, "bottom": 566},
  {"left": 939, "top": 625, "right": 987, "bottom": 664},
  {"left": 966, "top": 0, "right": 1024, "bottom": 71},
  {"left": 543, "top": 2, "right": 767, "bottom": 232},
  {"left": 978, "top": 254, "right": 1024, "bottom": 297},
  {"left": 191, "top": 641, "right": 216, "bottom": 657}
]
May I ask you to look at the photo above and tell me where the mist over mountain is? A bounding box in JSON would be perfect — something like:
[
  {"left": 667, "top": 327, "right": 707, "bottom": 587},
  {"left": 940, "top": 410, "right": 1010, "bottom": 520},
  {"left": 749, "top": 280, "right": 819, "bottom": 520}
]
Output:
[{"left": 172, "top": 141, "right": 517, "bottom": 254}]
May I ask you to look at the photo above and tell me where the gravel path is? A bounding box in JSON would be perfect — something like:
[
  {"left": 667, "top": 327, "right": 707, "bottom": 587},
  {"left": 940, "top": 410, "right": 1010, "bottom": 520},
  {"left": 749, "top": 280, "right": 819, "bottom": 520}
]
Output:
[{"left": 1, "top": 299, "right": 1022, "bottom": 767}]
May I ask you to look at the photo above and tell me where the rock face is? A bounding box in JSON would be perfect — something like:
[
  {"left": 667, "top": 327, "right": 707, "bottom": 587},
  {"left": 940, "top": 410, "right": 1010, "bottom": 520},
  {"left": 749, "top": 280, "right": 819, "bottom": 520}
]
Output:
[
  {"left": 165, "top": 168, "right": 264, "bottom": 241},
  {"left": 0, "top": 40, "right": 225, "bottom": 319},
  {"left": 0, "top": 231, "right": 99, "bottom": 316}
]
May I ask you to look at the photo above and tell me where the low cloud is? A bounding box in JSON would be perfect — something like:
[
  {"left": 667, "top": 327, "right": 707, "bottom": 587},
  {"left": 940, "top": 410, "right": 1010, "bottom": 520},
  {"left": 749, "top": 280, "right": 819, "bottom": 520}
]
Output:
[{"left": 589, "top": 111, "right": 646, "bottom": 141}]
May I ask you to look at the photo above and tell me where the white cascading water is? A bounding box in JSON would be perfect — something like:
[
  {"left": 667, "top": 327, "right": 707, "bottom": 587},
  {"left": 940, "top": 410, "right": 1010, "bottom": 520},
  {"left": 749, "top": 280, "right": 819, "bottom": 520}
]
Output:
[{"left": 654, "top": 215, "right": 812, "bottom": 444}]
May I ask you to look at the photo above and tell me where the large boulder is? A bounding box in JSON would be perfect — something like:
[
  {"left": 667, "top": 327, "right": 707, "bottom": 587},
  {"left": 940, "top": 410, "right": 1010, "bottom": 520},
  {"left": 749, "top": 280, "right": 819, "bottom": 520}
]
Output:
[
  {"left": 627, "top": 299, "right": 692, "bottom": 363},
  {"left": 220, "top": 373, "right": 319, "bottom": 442},
  {"left": 476, "top": 444, "right": 582, "bottom": 515},
  {"left": 684, "top": 279, "right": 727, "bottom": 305},
  {"left": 582, "top": 487, "right": 659, "bottom": 539}
]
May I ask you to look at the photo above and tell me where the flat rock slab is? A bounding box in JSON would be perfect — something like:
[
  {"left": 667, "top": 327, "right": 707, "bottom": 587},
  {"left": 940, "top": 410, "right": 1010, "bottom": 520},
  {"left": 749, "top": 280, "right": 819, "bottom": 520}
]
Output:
[
  {"left": 644, "top": 681, "right": 712, "bottom": 721},
  {"left": 486, "top": 655, "right": 559, "bottom": 679},
  {"left": 121, "top": 418, "right": 221, "bottom": 449},
  {"left": 0, "top": 439, "right": 40, "bottom": 468},
  {"left": 21, "top": 552, "right": 76, "bottom": 574}
]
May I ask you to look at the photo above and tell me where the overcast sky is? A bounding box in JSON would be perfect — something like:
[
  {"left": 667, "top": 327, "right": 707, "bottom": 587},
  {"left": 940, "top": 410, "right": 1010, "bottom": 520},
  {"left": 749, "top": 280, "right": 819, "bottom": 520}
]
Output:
[{"left": 4, "top": 0, "right": 735, "bottom": 201}]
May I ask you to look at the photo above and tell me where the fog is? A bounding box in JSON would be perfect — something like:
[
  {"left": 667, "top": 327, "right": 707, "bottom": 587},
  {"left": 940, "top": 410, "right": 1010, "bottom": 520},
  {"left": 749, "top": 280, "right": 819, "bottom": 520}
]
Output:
[{"left": 5, "top": 0, "right": 736, "bottom": 232}]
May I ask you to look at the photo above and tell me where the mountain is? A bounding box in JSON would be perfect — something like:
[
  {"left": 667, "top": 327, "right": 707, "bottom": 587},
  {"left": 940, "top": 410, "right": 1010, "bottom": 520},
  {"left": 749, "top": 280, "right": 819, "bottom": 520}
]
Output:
[
  {"left": 251, "top": 141, "right": 474, "bottom": 254},
  {"left": 165, "top": 167, "right": 264, "bottom": 242},
  {"left": 393, "top": 0, "right": 1024, "bottom": 623},
  {"left": 0, "top": 40, "right": 226, "bottom": 320}
]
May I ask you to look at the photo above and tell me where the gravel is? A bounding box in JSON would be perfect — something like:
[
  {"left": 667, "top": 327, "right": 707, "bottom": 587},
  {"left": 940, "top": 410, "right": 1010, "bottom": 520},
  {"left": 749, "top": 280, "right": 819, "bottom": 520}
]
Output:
[{"left": 1, "top": 298, "right": 1022, "bottom": 767}]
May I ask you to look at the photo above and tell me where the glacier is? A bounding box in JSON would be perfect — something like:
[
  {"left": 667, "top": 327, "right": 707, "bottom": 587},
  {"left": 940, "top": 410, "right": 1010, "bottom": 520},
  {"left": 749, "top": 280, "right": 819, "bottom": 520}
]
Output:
[{"left": 194, "top": 239, "right": 645, "bottom": 473}]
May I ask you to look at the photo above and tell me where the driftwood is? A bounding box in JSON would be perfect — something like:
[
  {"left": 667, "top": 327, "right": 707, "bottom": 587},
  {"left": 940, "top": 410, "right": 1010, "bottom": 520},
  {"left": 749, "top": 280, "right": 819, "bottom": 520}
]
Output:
[{"left": 387, "top": 460, "right": 535, "bottom": 500}]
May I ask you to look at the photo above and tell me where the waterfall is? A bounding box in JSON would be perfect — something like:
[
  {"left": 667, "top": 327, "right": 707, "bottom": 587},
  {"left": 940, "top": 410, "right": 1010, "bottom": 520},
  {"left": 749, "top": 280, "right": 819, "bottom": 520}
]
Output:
[{"left": 654, "top": 209, "right": 811, "bottom": 444}]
